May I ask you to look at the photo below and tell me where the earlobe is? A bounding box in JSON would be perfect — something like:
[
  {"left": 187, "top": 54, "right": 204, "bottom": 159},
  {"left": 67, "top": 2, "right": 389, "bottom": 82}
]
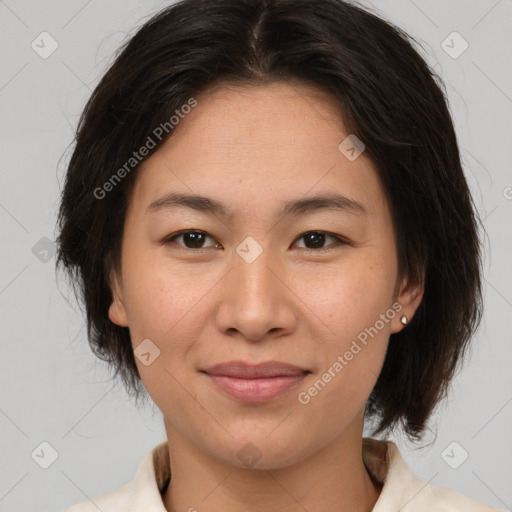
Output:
[
  {"left": 108, "top": 269, "right": 129, "bottom": 327},
  {"left": 391, "top": 273, "right": 425, "bottom": 334}
]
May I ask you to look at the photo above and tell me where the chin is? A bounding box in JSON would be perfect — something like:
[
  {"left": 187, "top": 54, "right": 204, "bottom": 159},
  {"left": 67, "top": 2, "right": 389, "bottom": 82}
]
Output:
[{"left": 209, "top": 430, "right": 317, "bottom": 471}]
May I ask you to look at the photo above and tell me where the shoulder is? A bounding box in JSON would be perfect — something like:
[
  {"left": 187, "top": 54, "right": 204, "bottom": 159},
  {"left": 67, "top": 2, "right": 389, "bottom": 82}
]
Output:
[
  {"left": 420, "top": 484, "right": 506, "bottom": 512},
  {"left": 62, "top": 482, "right": 131, "bottom": 512},
  {"left": 62, "top": 441, "right": 169, "bottom": 512},
  {"left": 363, "top": 438, "right": 505, "bottom": 512}
]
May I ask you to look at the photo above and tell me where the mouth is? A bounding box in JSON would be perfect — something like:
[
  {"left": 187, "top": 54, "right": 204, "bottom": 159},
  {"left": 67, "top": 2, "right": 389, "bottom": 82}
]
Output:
[{"left": 200, "top": 360, "right": 311, "bottom": 403}]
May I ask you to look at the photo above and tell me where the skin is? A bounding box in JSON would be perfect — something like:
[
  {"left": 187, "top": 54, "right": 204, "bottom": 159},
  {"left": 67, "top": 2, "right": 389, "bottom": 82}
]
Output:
[{"left": 108, "top": 81, "right": 424, "bottom": 512}]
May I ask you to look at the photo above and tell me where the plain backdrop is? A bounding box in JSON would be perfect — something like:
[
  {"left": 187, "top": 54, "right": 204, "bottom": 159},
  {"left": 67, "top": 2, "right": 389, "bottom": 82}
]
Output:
[{"left": 0, "top": 1, "right": 511, "bottom": 511}]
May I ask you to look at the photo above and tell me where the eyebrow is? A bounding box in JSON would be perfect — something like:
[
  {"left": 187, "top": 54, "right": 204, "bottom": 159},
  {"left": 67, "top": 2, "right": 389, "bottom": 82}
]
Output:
[{"left": 145, "top": 192, "right": 367, "bottom": 218}]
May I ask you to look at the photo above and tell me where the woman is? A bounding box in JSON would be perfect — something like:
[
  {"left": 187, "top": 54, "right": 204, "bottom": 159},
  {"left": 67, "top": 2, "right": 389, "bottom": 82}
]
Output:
[{"left": 56, "top": 0, "right": 503, "bottom": 510}]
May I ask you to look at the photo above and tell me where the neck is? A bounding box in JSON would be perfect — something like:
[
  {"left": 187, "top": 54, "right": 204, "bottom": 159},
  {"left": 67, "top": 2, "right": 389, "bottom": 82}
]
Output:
[{"left": 162, "top": 419, "right": 382, "bottom": 512}]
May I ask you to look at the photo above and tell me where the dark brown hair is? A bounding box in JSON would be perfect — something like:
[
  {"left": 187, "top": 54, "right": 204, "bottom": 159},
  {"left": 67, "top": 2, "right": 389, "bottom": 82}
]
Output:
[{"left": 56, "top": 0, "right": 484, "bottom": 442}]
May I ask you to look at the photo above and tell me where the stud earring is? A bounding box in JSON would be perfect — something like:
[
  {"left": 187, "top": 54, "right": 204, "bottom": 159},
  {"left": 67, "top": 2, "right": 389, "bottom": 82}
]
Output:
[{"left": 400, "top": 315, "right": 408, "bottom": 325}]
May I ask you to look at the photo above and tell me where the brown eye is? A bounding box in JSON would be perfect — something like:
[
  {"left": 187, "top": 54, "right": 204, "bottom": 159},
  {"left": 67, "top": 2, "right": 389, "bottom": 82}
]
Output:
[
  {"left": 293, "top": 231, "right": 347, "bottom": 250},
  {"left": 163, "top": 230, "right": 220, "bottom": 249}
]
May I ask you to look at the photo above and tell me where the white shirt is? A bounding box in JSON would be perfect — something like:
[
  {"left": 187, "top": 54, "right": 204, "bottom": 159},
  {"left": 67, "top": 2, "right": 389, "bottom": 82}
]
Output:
[{"left": 63, "top": 437, "right": 504, "bottom": 511}]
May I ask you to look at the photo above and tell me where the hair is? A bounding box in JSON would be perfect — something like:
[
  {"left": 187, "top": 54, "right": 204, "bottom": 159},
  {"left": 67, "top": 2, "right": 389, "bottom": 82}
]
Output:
[{"left": 56, "top": 0, "right": 484, "bottom": 442}]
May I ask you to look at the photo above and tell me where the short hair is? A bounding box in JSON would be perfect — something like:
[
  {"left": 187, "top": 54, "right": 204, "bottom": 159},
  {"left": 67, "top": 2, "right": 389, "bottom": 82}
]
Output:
[{"left": 56, "top": 0, "right": 484, "bottom": 442}]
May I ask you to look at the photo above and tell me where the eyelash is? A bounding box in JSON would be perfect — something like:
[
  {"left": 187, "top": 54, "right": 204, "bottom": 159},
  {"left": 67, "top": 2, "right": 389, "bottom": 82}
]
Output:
[{"left": 161, "top": 230, "right": 349, "bottom": 252}]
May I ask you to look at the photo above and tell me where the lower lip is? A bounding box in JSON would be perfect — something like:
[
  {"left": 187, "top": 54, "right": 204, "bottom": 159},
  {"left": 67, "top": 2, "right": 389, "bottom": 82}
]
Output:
[{"left": 205, "top": 373, "right": 308, "bottom": 403}]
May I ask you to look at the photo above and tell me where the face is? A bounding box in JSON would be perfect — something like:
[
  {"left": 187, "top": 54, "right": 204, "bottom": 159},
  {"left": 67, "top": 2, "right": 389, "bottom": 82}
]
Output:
[{"left": 109, "top": 81, "right": 423, "bottom": 469}]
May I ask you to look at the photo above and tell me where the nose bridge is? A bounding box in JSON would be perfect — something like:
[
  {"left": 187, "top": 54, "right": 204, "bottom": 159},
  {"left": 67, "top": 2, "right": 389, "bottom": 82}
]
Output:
[
  {"left": 234, "top": 234, "right": 279, "bottom": 307},
  {"left": 214, "top": 235, "right": 295, "bottom": 340}
]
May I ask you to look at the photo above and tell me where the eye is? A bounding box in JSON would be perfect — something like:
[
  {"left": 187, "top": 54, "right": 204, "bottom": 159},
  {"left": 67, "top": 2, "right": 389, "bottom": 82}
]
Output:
[
  {"left": 292, "top": 231, "right": 348, "bottom": 251},
  {"left": 162, "top": 229, "right": 348, "bottom": 251},
  {"left": 162, "top": 230, "right": 221, "bottom": 250}
]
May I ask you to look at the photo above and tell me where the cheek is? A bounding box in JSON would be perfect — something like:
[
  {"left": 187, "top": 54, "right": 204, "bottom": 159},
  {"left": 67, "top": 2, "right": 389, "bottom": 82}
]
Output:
[
  {"left": 298, "top": 256, "right": 396, "bottom": 337},
  {"left": 298, "top": 256, "right": 395, "bottom": 395},
  {"left": 121, "top": 258, "right": 207, "bottom": 407},
  {"left": 295, "top": 267, "right": 392, "bottom": 428},
  {"left": 121, "top": 252, "right": 215, "bottom": 343}
]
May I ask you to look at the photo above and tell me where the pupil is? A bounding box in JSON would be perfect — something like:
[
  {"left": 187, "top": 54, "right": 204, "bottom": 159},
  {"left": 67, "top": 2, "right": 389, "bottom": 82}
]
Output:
[
  {"left": 306, "top": 232, "right": 325, "bottom": 249},
  {"left": 185, "top": 232, "right": 204, "bottom": 248}
]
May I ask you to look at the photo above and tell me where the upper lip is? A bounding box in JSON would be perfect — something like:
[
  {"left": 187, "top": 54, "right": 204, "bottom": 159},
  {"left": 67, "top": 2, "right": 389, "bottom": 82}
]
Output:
[{"left": 202, "top": 360, "right": 309, "bottom": 378}]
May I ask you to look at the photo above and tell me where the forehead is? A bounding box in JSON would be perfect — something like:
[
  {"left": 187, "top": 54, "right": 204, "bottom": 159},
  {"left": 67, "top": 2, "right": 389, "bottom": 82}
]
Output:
[{"left": 129, "top": 81, "right": 388, "bottom": 218}]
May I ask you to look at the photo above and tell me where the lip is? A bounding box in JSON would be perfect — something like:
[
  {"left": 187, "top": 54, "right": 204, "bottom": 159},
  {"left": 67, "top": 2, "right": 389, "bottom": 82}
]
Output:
[{"left": 201, "top": 360, "right": 310, "bottom": 403}]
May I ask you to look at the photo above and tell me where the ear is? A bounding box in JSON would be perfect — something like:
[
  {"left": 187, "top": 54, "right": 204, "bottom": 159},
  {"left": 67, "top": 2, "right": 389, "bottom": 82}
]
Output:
[
  {"left": 108, "top": 267, "right": 129, "bottom": 327},
  {"left": 390, "top": 272, "right": 424, "bottom": 334}
]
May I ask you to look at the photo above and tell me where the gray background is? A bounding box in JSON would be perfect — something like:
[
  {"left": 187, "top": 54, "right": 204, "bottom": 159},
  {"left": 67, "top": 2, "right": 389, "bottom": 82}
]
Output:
[{"left": 0, "top": 1, "right": 510, "bottom": 511}]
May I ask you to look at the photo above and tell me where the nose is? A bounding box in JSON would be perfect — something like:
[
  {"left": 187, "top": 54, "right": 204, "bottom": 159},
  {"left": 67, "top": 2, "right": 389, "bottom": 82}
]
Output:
[{"left": 214, "top": 242, "right": 297, "bottom": 342}]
